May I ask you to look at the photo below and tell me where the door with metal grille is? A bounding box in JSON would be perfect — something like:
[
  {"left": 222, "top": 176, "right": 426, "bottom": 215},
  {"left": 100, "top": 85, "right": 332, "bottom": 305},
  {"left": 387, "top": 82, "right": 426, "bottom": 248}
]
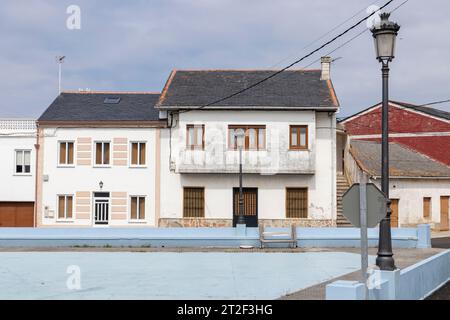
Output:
[
  {"left": 94, "top": 192, "right": 110, "bottom": 225},
  {"left": 233, "top": 188, "right": 258, "bottom": 227}
]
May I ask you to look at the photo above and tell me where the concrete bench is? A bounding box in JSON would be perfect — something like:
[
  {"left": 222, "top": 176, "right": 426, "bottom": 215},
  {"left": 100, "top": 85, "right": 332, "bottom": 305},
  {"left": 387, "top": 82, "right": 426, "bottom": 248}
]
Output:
[{"left": 259, "top": 225, "right": 297, "bottom": 248}]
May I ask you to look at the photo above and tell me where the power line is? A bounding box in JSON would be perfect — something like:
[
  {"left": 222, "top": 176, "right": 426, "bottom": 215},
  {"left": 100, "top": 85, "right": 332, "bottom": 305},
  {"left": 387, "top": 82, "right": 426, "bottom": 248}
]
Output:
[
  {"left": 268, "top": 0, "right": 385, "bottom": 69},
  {"left": 178, "top": 0, "right": 396, "bottom": 114}
]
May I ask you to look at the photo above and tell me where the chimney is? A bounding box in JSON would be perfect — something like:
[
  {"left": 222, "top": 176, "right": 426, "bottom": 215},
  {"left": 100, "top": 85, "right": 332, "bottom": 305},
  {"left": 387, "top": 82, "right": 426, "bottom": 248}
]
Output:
[{"left": 320, "top": 56, "right": 332, "bottom": 80}]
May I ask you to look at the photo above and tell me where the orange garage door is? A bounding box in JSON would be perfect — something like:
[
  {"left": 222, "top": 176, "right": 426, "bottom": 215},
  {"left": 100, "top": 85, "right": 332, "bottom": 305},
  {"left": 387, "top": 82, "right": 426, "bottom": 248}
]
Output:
[{"left": 0, "top": 202, "right": 34, "bottom": 227}]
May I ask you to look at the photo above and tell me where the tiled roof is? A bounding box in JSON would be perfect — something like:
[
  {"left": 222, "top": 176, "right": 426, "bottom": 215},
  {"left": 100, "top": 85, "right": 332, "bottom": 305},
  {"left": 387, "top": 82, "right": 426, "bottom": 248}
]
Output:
[
  {"left": 38, "top": 92, "right": 161, "bottom": 122},
  {"left": 350, "top": 140, "right": 450, "bottom": 178},
  {"left": 157, "top": 70, "right": 339, "bottom": 109}
]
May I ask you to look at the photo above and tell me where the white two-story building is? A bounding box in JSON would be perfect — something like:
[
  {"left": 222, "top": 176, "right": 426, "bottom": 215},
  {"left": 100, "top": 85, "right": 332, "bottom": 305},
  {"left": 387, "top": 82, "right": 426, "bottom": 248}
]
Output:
[
  {"left": 156, "top": 58, "right": 340, "bottom": 227},
  {"left": 0, "top": 119, "right": 36, "bottom": 227},
  {"left": 36, "top": 92, "right": 165, "bottom": 227}
]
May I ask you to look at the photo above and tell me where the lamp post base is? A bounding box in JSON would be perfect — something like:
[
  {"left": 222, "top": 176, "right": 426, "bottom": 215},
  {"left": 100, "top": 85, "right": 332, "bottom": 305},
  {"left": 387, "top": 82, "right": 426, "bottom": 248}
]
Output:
[{"left": 375, "top": 254, "right": 396, "bottom": 271}]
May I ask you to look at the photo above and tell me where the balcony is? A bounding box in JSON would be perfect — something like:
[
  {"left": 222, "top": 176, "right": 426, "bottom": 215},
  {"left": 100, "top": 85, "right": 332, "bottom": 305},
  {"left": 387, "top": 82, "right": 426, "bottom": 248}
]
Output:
[{"left": 176, "top": 145, "right": 315, "bottom": 174}]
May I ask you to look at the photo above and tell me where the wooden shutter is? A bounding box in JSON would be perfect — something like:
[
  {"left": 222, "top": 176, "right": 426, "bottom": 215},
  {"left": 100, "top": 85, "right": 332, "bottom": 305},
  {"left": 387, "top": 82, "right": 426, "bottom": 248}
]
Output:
[
  {"left": 423, "top": 197, "right": 431, "bottom": 218},
  {"left": 60, "top": 143, "right": 66, "bottom": 164},
  {"left": 68, "top": 143, "right": 74, "bottom": 164},
  {"left": 131, "top": 197, "right": 137, "bottom": 220},
  {"left": 183, "top": 187, "right": 205, "bottom": 217},
  {"left": 66, "top": 196, "right": 73, "bottom": 219},
  {"left": 58, "top": 196, "right": 65, "bottom": 219},
  {"left": 140, "top": 143, "right": 146, "bottom": 165},
  {"left": 139, "top": 197, "right": 145, "bottom": 219},
  {"left": 286, "top": 188, "right": 308, "bottom": 218},
  {"left": 95, "top": 143, "right": 102, "bottom": 165},
  {"left": 131, "top": 143, "right": 138, "bottom": 165}
]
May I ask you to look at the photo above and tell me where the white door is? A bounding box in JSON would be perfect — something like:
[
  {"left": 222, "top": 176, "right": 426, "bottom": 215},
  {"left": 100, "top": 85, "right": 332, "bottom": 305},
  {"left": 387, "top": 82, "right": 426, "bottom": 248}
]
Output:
[{"left": 94, "top": 192, "right": 110, "bottom": 225}]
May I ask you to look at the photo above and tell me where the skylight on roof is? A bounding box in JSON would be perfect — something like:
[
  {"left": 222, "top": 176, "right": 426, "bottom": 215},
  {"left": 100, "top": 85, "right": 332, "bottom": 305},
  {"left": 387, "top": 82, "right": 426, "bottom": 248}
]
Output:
[{"left": 104, "top": 97, "right": 121, "bottom": 104}]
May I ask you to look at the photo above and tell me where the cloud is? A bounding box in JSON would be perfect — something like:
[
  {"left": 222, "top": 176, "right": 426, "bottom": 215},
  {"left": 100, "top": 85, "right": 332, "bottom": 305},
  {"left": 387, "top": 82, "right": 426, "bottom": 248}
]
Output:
[{"left": 0, "top": 0, "right": 449, "bottom": 117}]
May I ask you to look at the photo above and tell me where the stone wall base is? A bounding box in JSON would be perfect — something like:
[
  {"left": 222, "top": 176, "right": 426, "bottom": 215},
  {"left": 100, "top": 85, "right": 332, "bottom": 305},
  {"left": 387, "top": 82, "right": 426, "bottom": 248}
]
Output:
[{"left": 158, "top": 218, "right": 335, "bottom": 228}]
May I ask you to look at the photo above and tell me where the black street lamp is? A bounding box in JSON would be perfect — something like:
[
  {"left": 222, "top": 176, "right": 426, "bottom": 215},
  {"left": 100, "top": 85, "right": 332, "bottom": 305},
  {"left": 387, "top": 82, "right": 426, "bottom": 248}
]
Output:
[
  {"left": 235, "top": 129, "right": 246, "bottom": 226},
  {"left": 371, "top": 12, "right": 400, "bottom": 271}
]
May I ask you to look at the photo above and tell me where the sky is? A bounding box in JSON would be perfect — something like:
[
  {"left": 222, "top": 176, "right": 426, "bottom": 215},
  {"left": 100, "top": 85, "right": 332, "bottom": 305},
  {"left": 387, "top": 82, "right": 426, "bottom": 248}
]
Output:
[{"left": 0, "top": 0, "right": 449, "bottom": 118}]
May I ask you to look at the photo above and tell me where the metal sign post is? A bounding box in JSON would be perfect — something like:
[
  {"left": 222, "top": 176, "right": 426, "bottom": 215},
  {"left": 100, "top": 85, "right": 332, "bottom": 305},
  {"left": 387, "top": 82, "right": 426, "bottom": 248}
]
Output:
[
  {"left": 342, "top": 177, "right": 387, "bottom": 300},
  {"left": 359, "top": 174, "right": 369, "bottom": 300}
]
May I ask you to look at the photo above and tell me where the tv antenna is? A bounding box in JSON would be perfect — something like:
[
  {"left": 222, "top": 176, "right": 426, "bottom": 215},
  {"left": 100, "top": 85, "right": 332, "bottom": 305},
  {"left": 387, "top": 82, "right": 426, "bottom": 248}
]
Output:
[{"left": 56, "top": 55, "right": 66, "bottom": 94}]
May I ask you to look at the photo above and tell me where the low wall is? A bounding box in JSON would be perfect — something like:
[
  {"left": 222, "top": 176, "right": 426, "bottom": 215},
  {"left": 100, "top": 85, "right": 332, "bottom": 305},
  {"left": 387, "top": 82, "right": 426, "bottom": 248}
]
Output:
[
  {"left": 0, "top": 225, "right": 429, "bottom": 248},
  {"left": 326, "top": 249, "right": 450, "bottom": 300}
]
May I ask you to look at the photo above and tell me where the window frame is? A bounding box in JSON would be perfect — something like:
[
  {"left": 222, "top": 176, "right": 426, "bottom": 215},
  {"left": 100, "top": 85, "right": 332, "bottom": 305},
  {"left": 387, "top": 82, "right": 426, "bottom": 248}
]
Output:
[
  {"left": 56, "top": 194, "right": 74, "bottom": 221},
  {"left": 94, "top": 141, "right": 111, "bottom": 167},
  {"left": 289, "top": 125, "right": 309, "bottom": 150},
  {"left": 129, "top": 195, "right": 146, "bottom": 222},
  {"left": 228, "top": 125, "right": 266, "bottom": 151},
  {"left": 183, "top": 187, "right": 205, "bottom": 218},
  {"left": 130, "top": 141, "right": 147, "bottom": 167},
  {"left": 14, "top": 149, "right": 32, "bottom": 175},
  {"left": 186, "top": 124, "right": 205, "bottom": 150},
  {"left": 58, "top": 141, "right": 75, "bottom": 167},
  {"left": 285, "top": 187, "right": 308, "bottom": 218}
]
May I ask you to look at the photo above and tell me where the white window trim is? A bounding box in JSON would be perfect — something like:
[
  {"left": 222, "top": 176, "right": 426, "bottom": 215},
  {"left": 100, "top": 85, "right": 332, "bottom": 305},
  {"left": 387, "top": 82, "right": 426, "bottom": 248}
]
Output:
[
  {"left": 129, "top": 141, "right": 147, "bottom": 168},
  {"left": 129, "top": 195, "right": 147, "bottom": 222},
  {"left": 14, "top": 149, "right": 32, "bottom": 176},
  {"left": 57, "top": 141, "right": 76, "bottom": 167},
  {"left": 56, "top": 194, "right": 74, "bottom": 222},
  {"left": 93, "top": 141, "right": 111, "bottom": 168}
]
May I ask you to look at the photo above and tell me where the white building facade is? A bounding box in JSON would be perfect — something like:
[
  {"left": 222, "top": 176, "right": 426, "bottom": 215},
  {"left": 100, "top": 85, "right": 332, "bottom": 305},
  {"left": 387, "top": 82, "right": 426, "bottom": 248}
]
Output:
[
  {"left": 36, "top": 92, "right": 164, "bottom": 227},
  {"left": 157, "top": 62, "right": 339, "bottom": 227},
  {"left": 0, "top": 119, "right": 36, "bottom": 227}
]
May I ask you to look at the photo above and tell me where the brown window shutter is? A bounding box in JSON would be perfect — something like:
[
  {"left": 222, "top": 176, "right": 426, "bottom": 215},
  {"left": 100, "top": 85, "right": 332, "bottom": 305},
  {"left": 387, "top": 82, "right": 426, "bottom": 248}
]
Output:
[
  {"left": 60, "top": 143, "right": 66, "bottom": 164},
  {"left": 68, "top": 143, "right": 74, "bottom": 164},
  {"left": 131, "top": 143, "right": 138, "bottom": 165},
  {"left": 95, "top": 143, "right": 102, "bottom": 165},
  {"left": 140, "top": 143, "right": 146, "bottom": 165},
  {"left": 139, "top": 197, "right": 145, "bottom": 219},
  {"left": 58, "top": 196, "right": 65, "bottom": 219},
  {"left": 131, "top": 197, "right": 137, "bottom": 220},
  {"left": 423, "top": 197, "right": 431, "bottom": 218},
  {"left": 67, "top": 196, "right": 73, "bottom": 219}
]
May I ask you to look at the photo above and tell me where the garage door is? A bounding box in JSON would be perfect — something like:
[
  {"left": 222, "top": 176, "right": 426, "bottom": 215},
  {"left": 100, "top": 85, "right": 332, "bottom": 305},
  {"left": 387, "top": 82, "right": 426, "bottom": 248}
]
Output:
[{"left": 0, "top": 202, "right": 34, "bottom": 227}]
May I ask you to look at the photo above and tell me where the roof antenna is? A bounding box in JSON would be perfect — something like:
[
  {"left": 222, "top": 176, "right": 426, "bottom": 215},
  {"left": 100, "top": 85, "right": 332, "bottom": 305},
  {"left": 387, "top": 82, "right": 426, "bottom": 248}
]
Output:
[{"left": 56, "top": 56, "right": 66, "bottom": 94}]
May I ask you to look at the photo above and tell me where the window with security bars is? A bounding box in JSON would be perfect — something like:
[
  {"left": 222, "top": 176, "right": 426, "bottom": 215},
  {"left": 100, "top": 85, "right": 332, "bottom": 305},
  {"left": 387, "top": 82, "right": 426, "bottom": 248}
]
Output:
[
  {"left": 286, "top": 188, "right": 308, "bottom": 218},
  {"left": 183, "top": 187, "right": 205, "bottom": 217}
]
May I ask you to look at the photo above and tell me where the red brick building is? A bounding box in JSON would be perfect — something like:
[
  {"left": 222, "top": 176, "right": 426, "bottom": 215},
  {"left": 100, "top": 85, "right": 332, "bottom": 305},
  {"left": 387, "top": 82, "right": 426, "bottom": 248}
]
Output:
[
  {"left": 338, "top": 101, "right": 450, "bottom": 230},
  {"left": 341, "top": 101, "right": 450, "bottom": 166}
]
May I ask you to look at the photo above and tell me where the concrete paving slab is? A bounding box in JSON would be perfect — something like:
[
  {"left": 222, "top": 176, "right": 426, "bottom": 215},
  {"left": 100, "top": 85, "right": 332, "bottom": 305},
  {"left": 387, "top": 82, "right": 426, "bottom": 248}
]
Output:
[{"left": 0, "top": 251, "right": 375, "bottom": 300}]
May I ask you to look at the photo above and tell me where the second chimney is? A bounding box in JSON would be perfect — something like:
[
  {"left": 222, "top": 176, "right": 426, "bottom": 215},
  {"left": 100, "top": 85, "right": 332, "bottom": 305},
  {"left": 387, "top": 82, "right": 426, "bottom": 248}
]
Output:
[{"left": 320, "top": 56, "right": 332, "bottom": 80}]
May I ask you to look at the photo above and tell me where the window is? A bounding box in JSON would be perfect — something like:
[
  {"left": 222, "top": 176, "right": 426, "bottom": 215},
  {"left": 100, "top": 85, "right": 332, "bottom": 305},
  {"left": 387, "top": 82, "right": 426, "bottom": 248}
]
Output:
[
  {"left": 186, "top": 125, "right": 204, "bottom": 150},
  {"left": 58, "top": 195, "right": 73, "bottom": 219},
  {"left": 130, "top": 196, "right": 145, "bottom": 220},
  {"left": 286, "top": 188, "right": 308, "bottom": 218},
  {"left": 183, "top": 187, "right": 205, "bottom": 217},
  {"left": 131, "top": 142, "right": 146, "bottom": 166},
  {"left": 289, "top": 125, "right": 308, "bottom": 150},
  {"left": 95, "top": 142, "right": 110, "bottom": 165},
  {"left": 59, "top": 142, "right": 74, "bottom": 165},
  {"left": 228, "top": 125, "right": 266, "bottom": 150},
  {"left": 15, "top": 150, "right": 31, "bottom": 174},
  {"left": 423, "top": 197, "right": 431, "bottom": 218}
]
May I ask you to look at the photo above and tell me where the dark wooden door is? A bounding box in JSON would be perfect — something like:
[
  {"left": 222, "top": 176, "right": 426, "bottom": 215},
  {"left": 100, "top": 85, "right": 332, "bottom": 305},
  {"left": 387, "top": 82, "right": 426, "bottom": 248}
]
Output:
[
  {"left": 390, "top": 199, "right": 399, "bottom": 228},
  {"left": 440, "top": 196, "right": 449, "bottom": 231},
  {"left": 233, "top": 188, "right": 258, "bottom": 227},
  {"left": 0, "top": 202, "right": 34, "bottom": 227}
]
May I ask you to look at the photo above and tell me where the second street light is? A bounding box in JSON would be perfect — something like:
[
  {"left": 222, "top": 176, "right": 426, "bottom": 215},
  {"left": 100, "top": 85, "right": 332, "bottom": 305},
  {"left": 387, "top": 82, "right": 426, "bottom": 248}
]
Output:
[
  {"left": 235, "top": 129, "right": 246, "bottom": 226},
  {"left": 371, "top": 12, "right": 400, "bottom": 271}
]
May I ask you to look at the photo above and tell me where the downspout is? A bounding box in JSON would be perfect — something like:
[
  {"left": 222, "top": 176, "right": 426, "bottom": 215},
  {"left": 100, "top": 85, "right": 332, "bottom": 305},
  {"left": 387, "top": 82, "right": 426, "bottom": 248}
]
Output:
[
  {"left": 331, "top": 113, "right": 337, "bottom": 225},
  {"left": 33, "top": 125, "right": 41, "bottom": 228}
]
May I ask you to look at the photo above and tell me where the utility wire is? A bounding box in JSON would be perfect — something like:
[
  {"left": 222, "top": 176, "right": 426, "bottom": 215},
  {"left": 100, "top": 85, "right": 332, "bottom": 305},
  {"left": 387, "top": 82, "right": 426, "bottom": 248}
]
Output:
[
  {"left": 268, "top": 0, "right": 384, "bottom": 69},
  {"left": 177, "top": 0, "right": 396, "bottom": 114}
]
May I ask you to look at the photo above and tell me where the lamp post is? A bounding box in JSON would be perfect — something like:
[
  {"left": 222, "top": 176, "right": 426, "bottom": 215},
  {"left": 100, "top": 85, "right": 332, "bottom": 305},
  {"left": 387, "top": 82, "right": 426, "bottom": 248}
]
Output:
[
  {"left": 235, "top": 129, "right": 246, "bottom": 226},
  {"left": 371, "top": 12, "right": 400, "bottom": 271}
]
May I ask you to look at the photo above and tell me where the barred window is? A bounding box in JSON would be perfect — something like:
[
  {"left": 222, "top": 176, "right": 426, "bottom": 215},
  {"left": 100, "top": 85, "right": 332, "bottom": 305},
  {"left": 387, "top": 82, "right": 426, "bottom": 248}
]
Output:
[
  {"left": 183, "top": 187, "right": 205, "bottom": 217},
  {"left": 286, "top": 188, "right": 308, "bottom": 218}
]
